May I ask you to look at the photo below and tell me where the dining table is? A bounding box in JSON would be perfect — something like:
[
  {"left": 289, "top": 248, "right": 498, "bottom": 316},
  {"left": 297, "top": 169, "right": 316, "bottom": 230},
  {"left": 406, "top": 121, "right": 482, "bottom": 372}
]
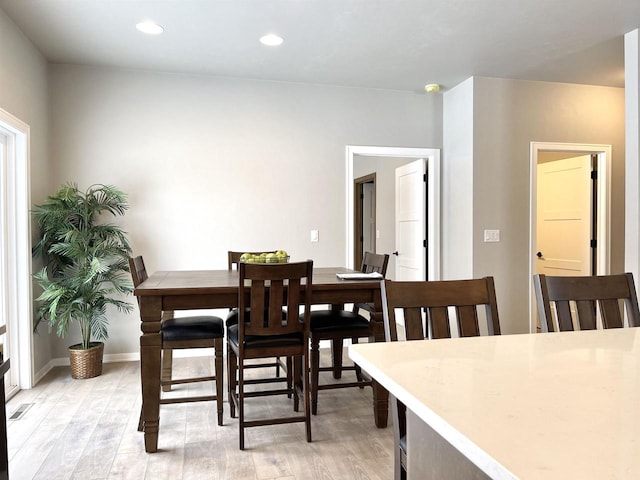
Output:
[
  {"left": 133, "top": 266, "right": 388, "bottom": 453},
  {"left": 349, "top": 326, "right": 640, "bottom": 479}
]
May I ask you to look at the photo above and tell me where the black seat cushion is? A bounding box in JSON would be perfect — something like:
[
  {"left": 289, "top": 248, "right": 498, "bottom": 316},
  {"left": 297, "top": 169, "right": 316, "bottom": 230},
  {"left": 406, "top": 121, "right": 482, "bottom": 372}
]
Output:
[
  {"left": 226, "top": 307, "right": 284, "bottom": 327},
  {"left": 162, "top": 315, "right": 224, "bottom": 341},
  {"left": 227, "top": 324, "right": 303, "bottom": 349},
  {"left": 225, "top": 307, "right": 246, "bottom": 327},
  {"left": 309, "top": 310, "right": 369, "bottom": 332}
]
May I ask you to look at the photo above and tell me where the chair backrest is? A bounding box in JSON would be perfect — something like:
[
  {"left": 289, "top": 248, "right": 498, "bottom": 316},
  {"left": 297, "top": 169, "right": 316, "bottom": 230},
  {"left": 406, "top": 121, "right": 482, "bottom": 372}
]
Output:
[
  {"left": 128, "top": 256, "right": 148, "bottom": 309},
  {"left": 361, "top": 252, "right": 389, "bottom": 276},
  {"left": 381, "top": 277, "right": 501, "bottom": 342},
  {"left": 129, "top": 256, "right": 148, "bottom": 288},
  {"left": 228, "top": 250, "right": 277, "bottom": 270},
  {"left": 238, "top": 260, "right": 313, "bottom": 340},
  {"left": 533, "top": 273, "right": 640, "bottom": 332}
]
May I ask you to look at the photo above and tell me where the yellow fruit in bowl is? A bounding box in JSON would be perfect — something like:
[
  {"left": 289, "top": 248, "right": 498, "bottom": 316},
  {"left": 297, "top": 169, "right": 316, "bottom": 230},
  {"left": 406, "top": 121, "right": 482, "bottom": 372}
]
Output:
[{"left": 266, "top": 253, "right": 279, "bottom": 263}]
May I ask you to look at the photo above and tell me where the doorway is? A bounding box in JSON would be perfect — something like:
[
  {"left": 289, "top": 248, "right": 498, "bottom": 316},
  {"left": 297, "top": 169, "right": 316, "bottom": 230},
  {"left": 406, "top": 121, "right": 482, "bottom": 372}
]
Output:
[
  {"left": 354, "top": 173, "right": 376, "bottom": 268},
  {"left": 346, "top": 146, "right": 441, "bottom": 281},
  {"left": 530, "top": 142, "right": 611, "bottom": 332}
]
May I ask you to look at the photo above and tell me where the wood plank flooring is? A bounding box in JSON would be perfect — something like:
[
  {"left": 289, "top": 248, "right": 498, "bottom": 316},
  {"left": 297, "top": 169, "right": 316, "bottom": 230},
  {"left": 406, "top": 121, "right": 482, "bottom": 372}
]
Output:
[{"left": 6, "top": 352, "right": 393, "bottom": 479}]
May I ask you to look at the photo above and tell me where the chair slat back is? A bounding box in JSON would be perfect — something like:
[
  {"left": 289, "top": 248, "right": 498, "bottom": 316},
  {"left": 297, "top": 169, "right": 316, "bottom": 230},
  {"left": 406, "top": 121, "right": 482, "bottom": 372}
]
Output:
[
  {"left": 533, "top": 273, "right": 640, "bottom": 332},
  {"left": 361, "top": 252, "right": 390, "bottom": 275},
  {"left": 128, "top": 256, "right": 147, "bottom": 288},
  {"left": 228, "top": 250, "right": 277, "bottom": 270},
  {"left": 381, "top": 277, "right": 501, "bottom": 342},
  {"left": 238, "top": 261, "right": 313, "bottom": 339}
]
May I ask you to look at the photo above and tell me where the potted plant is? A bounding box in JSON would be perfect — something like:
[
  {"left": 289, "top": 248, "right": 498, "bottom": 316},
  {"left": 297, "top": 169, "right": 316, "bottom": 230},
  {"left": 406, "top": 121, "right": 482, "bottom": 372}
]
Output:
[{"left": 32, "top": 183, "right": 133, "bottom": 379}]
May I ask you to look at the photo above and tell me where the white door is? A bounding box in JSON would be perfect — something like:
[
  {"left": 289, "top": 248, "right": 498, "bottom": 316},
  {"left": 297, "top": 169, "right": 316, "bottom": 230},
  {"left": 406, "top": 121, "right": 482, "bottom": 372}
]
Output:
[
  {"left": 395, "top": 159, "right": 426, "bottom": 281},
  {"left": 536, "top": 154, "right": 593, "bottom": 276}
]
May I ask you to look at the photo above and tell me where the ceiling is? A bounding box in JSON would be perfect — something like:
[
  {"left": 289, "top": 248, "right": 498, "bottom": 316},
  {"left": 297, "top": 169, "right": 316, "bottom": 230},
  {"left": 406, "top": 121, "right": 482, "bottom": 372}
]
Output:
[{"left": 1, "top": 0, "right": 639, "bottom": 92}]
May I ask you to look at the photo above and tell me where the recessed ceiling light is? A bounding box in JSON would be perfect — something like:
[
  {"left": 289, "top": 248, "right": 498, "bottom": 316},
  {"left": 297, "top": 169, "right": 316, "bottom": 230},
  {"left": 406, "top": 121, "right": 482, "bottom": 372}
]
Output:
[
  {"left": 424, "top": 83, "right": 441, "bottom": 93},
  {"left": 260, "top": 34, "right": 284, "bottom": 46},
  {"left": 136, "top": 21, "right": 164, "bottom": 35}
]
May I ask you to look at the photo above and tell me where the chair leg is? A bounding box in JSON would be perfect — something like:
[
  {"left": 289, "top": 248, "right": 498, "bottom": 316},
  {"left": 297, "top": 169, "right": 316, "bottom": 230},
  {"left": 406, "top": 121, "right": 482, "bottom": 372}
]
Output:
[
  {"left": 162, "top": 348, "right": 173, "bottom": 392},
  {"left": 228, "top": 344, "right": 237, "bottom": 419},
  {"left": 286, "top": 356, "right": 293, "bottom": 398},
  {"left": 292, "top": 355, "right": 301, "bottom": 412},
  {"left": 214, "top": 338, "right": 224, "bottom": 426},
  {"left": 352, "top": 337, "right": 365, "bottom": 388},
  {"left": 137, "top": 407, "right": 144, "bottom": 432},
  {"left": 238, "top": 357, "right": 245, "bottom": 450},
  {"left": 331, "top": 339, "right": 343, "bottom": 379},
  {"left": 303, "top": 350, "right": 312, "bottom": 442},
  {"left": 310, "top": 336, "right": 320, "bottom": 415}
]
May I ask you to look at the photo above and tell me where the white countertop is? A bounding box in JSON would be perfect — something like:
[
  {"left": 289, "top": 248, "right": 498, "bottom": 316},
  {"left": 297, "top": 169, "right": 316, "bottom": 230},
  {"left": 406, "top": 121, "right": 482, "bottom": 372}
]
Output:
[{"left": 349, "top": 328, "right": 640, "bottom": 479}]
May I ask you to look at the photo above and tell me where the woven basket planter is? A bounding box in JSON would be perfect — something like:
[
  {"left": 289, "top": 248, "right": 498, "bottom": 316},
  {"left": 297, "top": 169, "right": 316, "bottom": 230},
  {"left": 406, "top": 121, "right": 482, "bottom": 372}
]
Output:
[{"left": 68, "top": 342, "right": 104, "bottom": 379}]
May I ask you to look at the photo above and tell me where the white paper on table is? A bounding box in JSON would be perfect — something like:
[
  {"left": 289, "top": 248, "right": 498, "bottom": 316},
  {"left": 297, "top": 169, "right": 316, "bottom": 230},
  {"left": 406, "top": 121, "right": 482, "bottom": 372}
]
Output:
[{"left": 336, "top": 272, "right": 383, "bottom": 280}]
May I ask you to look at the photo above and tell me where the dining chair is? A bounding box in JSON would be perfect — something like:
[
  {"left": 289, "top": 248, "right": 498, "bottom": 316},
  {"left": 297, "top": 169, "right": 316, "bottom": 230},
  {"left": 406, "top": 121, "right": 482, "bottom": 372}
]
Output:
[
  {"left": 129, "top": 256, "right": 225, "bottom": 429},
  {"left": 309, "top": 251, "right": 389, "bottom": 415},
  {"left": 226, "top": 250, "right": 291, "bottom": 396},
  {"left": 227, "top": 260, "right": 313, "bottom": 449},
  {"left": 533, "top": 273, "right": 640, "bottom": 332},
  {"left": 380, "top": 277, "right": 501, "bottom": 480}
]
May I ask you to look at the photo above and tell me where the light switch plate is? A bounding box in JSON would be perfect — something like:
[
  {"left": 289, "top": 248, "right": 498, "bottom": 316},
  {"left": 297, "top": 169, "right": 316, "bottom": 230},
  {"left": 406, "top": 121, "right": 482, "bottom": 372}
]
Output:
[
  {"left": 484, "top": 229, "right": 500, "bottom": 242},
  {"left": 311, "top": 229, "right": 319, "bottom": 242}
]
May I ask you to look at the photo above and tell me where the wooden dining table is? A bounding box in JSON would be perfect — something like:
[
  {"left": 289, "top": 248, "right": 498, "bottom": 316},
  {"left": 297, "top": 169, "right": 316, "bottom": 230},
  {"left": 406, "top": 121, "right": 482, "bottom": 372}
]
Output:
[{"left": 133, "top": 266, "right": 388, "bottom": 453}]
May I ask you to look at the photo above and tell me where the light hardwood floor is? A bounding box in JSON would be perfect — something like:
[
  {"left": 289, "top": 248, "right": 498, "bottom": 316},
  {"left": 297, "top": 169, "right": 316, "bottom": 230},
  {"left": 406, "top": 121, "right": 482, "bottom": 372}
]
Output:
[{"left": 6, "top": 353, "right": 394, "bottom": 479}]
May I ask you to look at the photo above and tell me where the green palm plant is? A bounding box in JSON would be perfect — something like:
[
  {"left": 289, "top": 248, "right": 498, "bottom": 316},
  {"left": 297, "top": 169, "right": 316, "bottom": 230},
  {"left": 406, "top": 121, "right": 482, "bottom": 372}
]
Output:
[{"left": 32, "top": 183, "right": 133, "bottom": 350}]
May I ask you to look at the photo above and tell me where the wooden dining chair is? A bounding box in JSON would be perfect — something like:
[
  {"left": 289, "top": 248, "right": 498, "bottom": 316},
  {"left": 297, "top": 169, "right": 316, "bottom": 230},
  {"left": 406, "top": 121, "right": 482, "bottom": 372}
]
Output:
[
  {"left": 227, "top": 260, "right": 313, "bottom": 449},
  {"left": 533, "top": 273, "right": 640, "bottom": 332},
  {"left": 129, "top": 256, "right": 225, "bottom": 429},
  {"left": 380, "top": 277, "right": 501, "bottom": 480},
  {"left": 309, "top": 251, "right": 389, "bottom": 415},
  {"left": 226, "top": 250, "right": 291, "bottom": 395}
]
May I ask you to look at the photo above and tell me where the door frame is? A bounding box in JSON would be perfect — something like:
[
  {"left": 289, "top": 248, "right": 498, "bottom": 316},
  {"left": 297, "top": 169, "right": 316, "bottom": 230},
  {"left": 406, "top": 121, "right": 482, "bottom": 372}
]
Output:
[
  {"left": 0, "top": 107, "right": 33, "bottom": 394},
  {"left": 346, "top": 145, "right": 441, "bottom": 281},
  {"left": 354, "top": 173, "right": 376, "bottom": 268},
  {"left": 529, "top": 142, "right": 611, "bottom": 332}
]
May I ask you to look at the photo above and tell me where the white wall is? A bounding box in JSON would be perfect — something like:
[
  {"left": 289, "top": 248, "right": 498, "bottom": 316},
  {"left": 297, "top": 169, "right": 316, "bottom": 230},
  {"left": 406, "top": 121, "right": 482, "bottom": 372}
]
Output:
[
  {"left": 442, "top": 78, "right": 475, "bottom": 280},
  {"left": 444, "top": 77, "right": 625, "bottom": 335},
  {"left": 625, "top": 29, "right": 640, "bottom": 284},
  {"left": 0, "top": 9, "right": 51, "bottom": 377},
  {"left": 48, "top": 65, "right": 442, "bottom": 357}
]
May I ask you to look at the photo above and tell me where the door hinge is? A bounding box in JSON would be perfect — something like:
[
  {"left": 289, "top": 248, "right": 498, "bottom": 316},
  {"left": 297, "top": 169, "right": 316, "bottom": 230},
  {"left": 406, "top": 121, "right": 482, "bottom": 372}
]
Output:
[
  {"left": 591, "top": 239, "right": 597, "bottom": 248},
  {"left": 423, "top": 173, "right": 427, "bottom": 182},
  {"left": 423, "top": 239, "right": 427, "bottom": 248},
  {"left": 591, "top": 170, "right": 598, "bottom": 180}
]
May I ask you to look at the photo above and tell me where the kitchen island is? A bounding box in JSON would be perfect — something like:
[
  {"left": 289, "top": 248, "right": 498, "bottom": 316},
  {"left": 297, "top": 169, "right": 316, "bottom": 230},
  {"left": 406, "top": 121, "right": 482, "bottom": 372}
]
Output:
[{"left": 349, "top": 327, "right": 640, "bottom": 479}]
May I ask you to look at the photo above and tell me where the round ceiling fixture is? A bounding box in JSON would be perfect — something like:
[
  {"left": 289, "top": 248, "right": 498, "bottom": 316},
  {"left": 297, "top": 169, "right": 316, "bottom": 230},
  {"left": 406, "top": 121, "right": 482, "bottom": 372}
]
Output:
[
  {"left": 136, "top": 21, "right": 164, "bottom": 35},
  {"left": 260, "top": 34, "right": 284, "bottom": 46},
  {"left": 424, "top": 83, "right": 441, "bottom": 93}
]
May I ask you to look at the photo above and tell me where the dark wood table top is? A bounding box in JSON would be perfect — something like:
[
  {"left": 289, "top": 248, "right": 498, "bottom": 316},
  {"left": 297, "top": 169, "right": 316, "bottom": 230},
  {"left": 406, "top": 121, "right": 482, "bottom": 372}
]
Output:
[{"left": 134, "top": 267, "right": 383, "bottom": 296}]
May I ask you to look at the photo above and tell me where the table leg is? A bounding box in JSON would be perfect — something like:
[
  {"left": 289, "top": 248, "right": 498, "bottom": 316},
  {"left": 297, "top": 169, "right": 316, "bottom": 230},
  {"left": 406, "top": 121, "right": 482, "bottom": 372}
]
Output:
[{"left": 139, "top": 296, "right": 163, "bottom": 453}]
